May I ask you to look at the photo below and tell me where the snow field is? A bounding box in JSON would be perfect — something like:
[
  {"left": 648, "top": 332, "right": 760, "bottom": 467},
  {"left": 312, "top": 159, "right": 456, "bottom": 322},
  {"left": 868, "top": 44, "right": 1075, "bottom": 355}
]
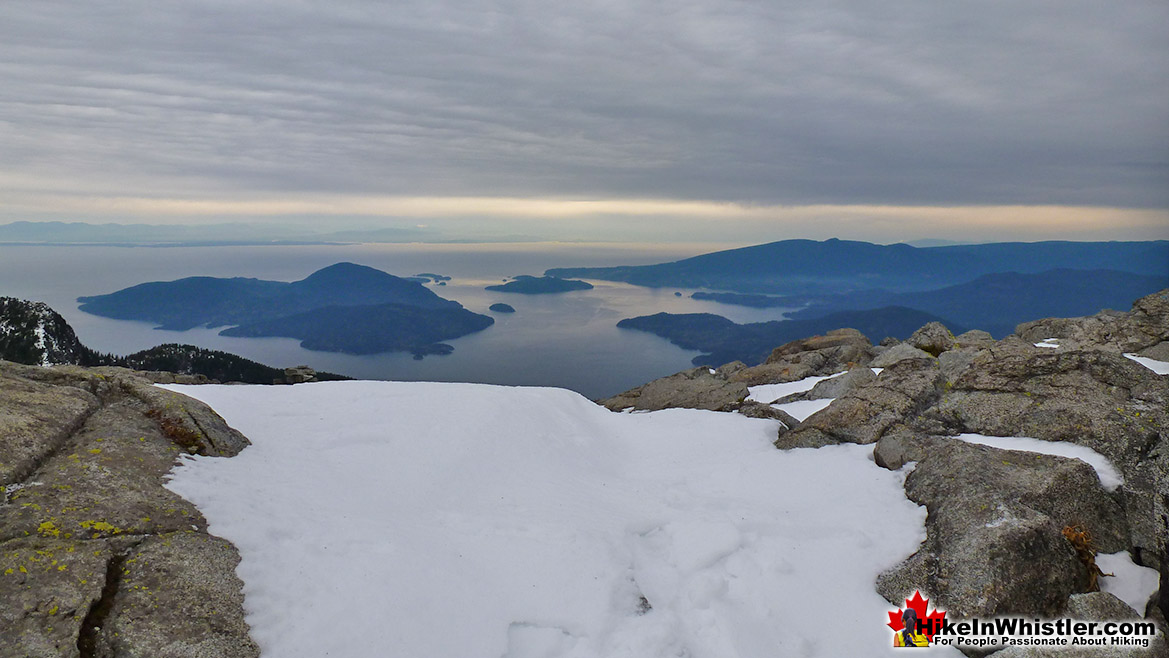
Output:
[{"left": 164, "top": 381, "right": 946, "bottom": 657}]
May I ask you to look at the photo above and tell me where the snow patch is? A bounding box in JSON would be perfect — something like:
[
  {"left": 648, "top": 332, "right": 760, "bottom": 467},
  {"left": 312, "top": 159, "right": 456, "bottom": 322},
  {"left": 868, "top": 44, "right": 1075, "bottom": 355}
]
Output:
[
  {"left": 33, "top": 321, "right": 50, "bottom": 366},
  {"left": 164, "top": 381, "right": 948, "bottom": 657},
  {"left": 1097, "top": 552, "right": 1160, "bottom": 614},
  {"left": 771, "top": 398, "right": 834, "bottom": 421},
  {"left": 746, "top": 372, "right": 843, "bottom": 404},
  {"left": 954, "top": 433, "right": 1122, "bottom": 491},
  {"left": 1124, "top": 353, "right": 1169, "bottom": 375},
  {"left": 1034, "top": 338, "right": 1060, "bottom": 349}
]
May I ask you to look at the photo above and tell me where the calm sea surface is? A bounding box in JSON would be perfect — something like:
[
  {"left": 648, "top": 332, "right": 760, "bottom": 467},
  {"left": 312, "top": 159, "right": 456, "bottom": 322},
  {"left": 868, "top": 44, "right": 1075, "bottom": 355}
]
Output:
[{"left": 0, "top": 242, "right": 793, "bottom": 399}]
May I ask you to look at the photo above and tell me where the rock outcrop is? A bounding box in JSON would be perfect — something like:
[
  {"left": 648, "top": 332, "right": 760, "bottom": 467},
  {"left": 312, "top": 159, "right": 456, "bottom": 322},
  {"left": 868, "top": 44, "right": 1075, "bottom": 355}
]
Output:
[
  {"left": 869, "top": 342, "right": 933, "bottom": 367},
  {"left": 905, "top": 321, "right": 959, "bottom": 356},
  {"left": 775, "top": 358, "right": 946, "bottom": 448},
  {"left": 1015, "top": 289, "right": 1169, "bottom": 354},
  {"left": 729, "top": 328, "right": 874, "bottom": 386},
  {"left": 914, "top": 342, "right": 1168, "bottom": 569},
  {"left": 600, "top": 363, "right": 749, "bottom": 412},
  {"left": 600, "top": 327, "right": 877, "bottom": 419},
  {"left": 599, "top": 289, "right": 1169, "bottom": 650},
  {"left": 876, "top": 435, "right": 1127, "bottom": 618},
  {"left": 0, "top": 360, "right": 258, "bottom": 658}
]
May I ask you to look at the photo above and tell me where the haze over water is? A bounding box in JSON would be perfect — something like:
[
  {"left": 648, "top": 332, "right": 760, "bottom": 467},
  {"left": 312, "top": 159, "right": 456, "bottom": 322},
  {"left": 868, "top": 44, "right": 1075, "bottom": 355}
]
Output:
[{"left": 0, "top": 242, "right": 795, "bottom": 399}]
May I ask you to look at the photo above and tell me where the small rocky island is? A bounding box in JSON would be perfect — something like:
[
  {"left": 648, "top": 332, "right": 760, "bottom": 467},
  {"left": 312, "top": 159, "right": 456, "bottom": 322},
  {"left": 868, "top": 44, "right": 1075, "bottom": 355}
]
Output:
[
  {"left": 77, "top": 263, "right": 493, "bottom": 358},
  {"left": 489, "top": 303, "right": 516, "bottom": 313},
  {"left": 485, "top": 275, "right": 593, "bottom": 294}
]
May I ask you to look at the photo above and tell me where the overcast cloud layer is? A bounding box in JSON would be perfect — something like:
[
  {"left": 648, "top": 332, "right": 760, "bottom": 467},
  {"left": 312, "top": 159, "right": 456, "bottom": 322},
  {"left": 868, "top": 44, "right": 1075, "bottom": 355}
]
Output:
[{"left": 2, "top": 1, "right": 1168, "bottom": 239}]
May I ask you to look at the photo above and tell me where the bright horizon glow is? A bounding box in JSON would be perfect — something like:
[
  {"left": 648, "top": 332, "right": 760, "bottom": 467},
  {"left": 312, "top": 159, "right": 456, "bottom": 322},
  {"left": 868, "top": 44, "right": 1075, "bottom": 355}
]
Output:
[{"left": 4, "top": 192, "right": 1167, "bottom": 243}]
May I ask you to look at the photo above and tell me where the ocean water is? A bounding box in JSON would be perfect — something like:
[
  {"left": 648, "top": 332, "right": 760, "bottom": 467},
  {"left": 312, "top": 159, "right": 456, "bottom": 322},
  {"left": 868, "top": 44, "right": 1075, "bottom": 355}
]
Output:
[{"left": 0, "top": 242, "right": 794, "bottom": 399}]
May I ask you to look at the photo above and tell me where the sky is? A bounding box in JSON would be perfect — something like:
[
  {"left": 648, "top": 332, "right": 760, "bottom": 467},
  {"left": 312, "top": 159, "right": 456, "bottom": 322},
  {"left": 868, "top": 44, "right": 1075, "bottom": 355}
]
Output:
[{"left": 2, "top": 0, "right": 1168, "bottom": 243}]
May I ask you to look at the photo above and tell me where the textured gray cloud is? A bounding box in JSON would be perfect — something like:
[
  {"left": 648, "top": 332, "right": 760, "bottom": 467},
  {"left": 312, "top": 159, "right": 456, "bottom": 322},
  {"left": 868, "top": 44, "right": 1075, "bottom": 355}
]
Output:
[{"left": 2, "top": 0, "right": 1167, "bottom": 218}]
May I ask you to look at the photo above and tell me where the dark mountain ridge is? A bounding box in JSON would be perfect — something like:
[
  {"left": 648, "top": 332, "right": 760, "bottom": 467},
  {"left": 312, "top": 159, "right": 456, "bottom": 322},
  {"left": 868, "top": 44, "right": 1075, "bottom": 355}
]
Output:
[
  {"left": 785, "top": 269, "right": 1168, "bottom": 337},
  {"left": 547, "top": 238, "right": 1169, "bottom": 295}
]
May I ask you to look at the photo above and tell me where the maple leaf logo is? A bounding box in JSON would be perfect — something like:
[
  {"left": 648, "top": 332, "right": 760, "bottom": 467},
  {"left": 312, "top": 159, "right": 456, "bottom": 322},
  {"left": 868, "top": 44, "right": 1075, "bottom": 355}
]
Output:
[{"left": 887, "top": 590, "right": 947, "bottom": 642}]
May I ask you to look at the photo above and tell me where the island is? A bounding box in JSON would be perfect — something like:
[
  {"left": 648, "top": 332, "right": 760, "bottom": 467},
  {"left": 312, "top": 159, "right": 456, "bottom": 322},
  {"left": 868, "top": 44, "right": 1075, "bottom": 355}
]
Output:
[
  {"left": 489, "top": 303, "right": 516, "bottom": 313},
  {"left": 486, "top": 275, "right": 593, "bottom": 294},
  {"left": 78, "top": 262, "right": 494, "bottom": 357},
  {"left": 407, "top": 273, "right": 452, "bottom": 284}
]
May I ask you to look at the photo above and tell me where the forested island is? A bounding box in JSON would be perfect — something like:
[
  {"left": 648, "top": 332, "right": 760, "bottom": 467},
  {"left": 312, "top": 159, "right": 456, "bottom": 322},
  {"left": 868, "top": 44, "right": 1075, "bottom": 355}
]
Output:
[
  {"left": 486, "top": 275, "right": 593, "bottom": 294},
  {"left": 77, "top": 262, "right": 494, "bottom": 357}
]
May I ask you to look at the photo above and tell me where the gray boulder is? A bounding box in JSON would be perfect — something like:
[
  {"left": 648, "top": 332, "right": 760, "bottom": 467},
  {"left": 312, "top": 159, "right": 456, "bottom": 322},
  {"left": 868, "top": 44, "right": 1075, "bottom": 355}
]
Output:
[
  {"left": 600, "top": 365, "right": 749, "bottom": 412},
  {"left": 937, "top": 346, "right": 983, "bottom": 383},
  {"left": 877, "top": 438, "right": 1127, "bottom": 619},
  {"left": 872, "top": 425, "right": 932, "bottom": 470},
  {"left": 776, "top": 358, "right": 945, "bottom": 449},
  {"left": 736, "top": 401, "right": 802, "bottom": 433},
  {"left": 1139, "top": 340, "right": 1169, "bottom": 362},
  {"left": 870, "top": 342, "right": 933, "bottom": 367},
  {"left": 805, "top": 366, "right": 876, "bottom": 400},
  {"left": 907, "top": 321, "right": 959, "bottom": 356},
  {"left": 283, "top": 365, "right": 317, "bottom": 384},
  {"left": 954, "top": 329, "right": 995, "bottom": 347},
  {"left": 731, "top": 328, "right": 873, "bottom": 386}
]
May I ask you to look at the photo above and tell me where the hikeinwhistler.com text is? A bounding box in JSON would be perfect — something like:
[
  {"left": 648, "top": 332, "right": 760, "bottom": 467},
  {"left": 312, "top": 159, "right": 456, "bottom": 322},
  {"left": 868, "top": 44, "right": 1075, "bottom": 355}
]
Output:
[{"left": 922, "top": 616, "right": 1158, "bottom": 649}]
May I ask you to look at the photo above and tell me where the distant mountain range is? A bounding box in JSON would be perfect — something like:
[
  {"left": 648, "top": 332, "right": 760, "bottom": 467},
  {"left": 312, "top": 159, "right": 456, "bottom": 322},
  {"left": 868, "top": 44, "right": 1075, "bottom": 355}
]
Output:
[
  {"left": 781, "top": 269, "right": 1167, "bottom": 338},
  {"left": 550, "top": 238, "right": 1169, "bottom": 345},
  {"left": 694, "top": 269, "right": 1167, "bottom": 338},
  {"left": 547, "top": 238, "right": 1168, "bottom": 294},
  {"left": 0, "top": 297, "right": 348, "bottom": 383},
  {"left": 618, "top": 307, "right": 963, "bottom": 366},
  {"left": 0, "top": 221, "right": 434, "bottom": 246},
  {"left": 78, "top": 263, "right": 494, "bottom": 357}
]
